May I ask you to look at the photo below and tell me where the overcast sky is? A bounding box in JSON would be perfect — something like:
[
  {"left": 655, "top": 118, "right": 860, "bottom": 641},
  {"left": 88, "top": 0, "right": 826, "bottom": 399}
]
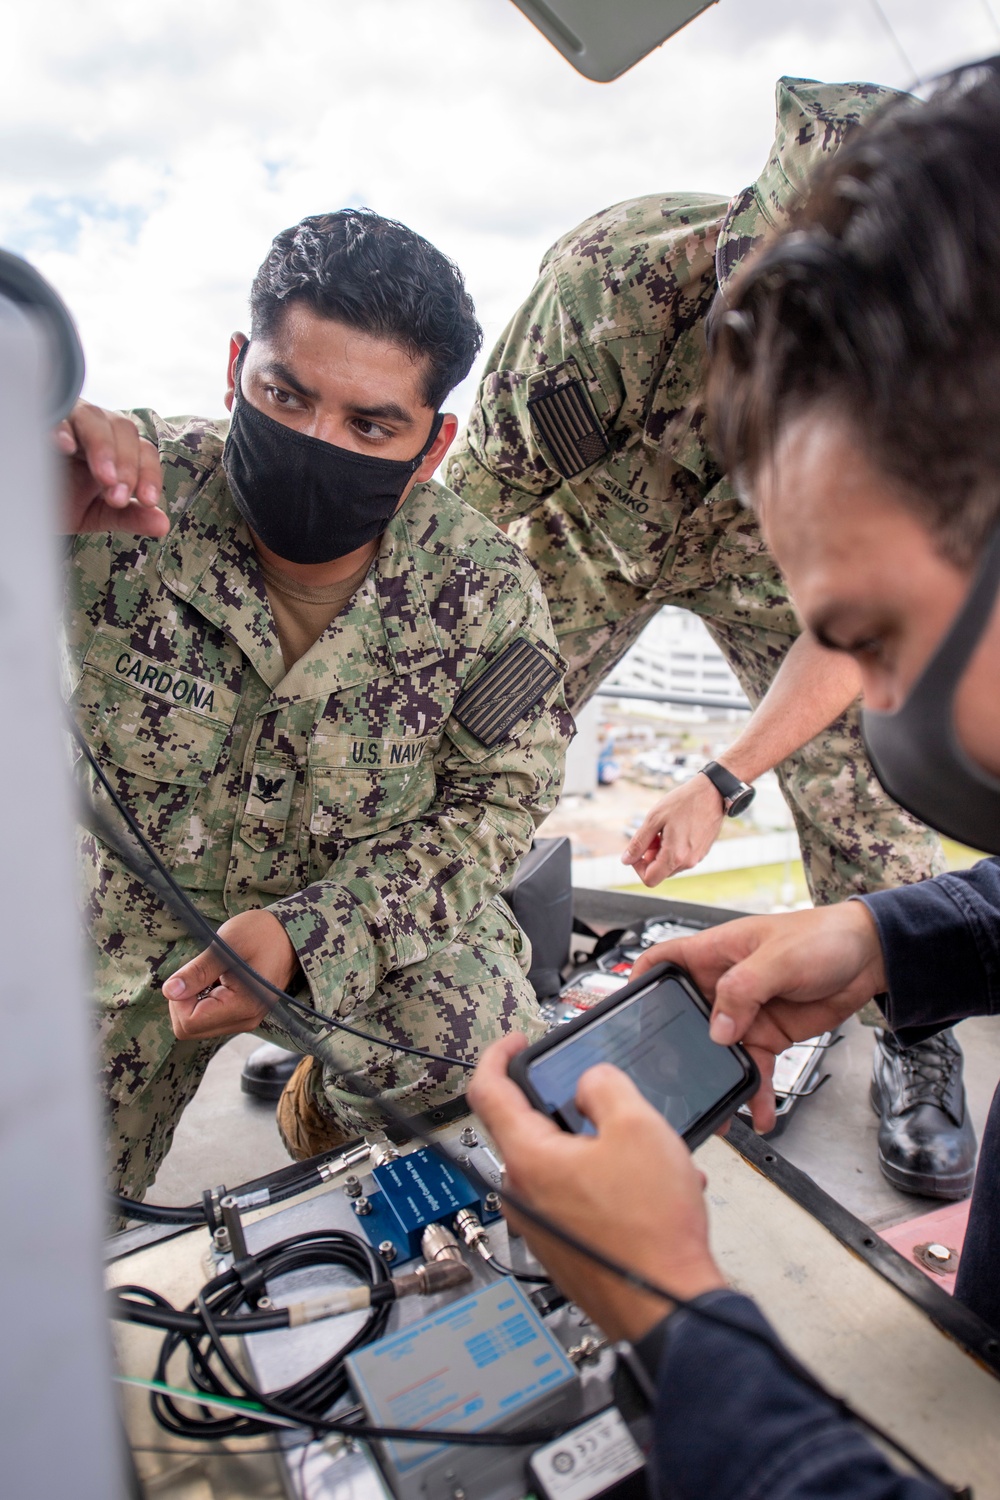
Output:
[{"left": 3, "top": 0, "right": 997, "bottom": 423}]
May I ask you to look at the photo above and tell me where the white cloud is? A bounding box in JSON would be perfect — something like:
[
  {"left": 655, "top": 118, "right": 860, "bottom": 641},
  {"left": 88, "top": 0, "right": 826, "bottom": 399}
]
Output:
[{"left": 2, "top": 0, "right": 996, "bottom": 420}]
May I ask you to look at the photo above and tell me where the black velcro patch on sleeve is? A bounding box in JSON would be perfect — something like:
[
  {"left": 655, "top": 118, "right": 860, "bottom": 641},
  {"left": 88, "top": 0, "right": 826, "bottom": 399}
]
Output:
[
  {"left": 528, "top": 379, "right": 610, "bottom": 479},
  {"left": 453, "top": 638, "right": 562, "bottom": 748}
]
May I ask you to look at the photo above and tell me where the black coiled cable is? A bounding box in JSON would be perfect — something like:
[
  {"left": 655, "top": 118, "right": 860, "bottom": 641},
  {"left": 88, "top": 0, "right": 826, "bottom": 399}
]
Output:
[{"left": 121, "top": 1228, "right": 391, "bottom": 1440}]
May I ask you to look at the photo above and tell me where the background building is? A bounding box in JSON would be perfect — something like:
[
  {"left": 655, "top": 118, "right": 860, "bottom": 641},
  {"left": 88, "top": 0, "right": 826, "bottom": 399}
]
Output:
[{"left": 604, "top": 606, "right": 750, "bottom": 721}]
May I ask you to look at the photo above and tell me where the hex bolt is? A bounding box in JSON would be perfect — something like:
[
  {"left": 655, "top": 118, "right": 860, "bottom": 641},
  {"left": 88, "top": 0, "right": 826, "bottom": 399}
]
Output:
[
  {"left": 353, "top": 1195, "right": 372, "bottom": 1216},
  {"left": 212, "top": 1226, "right": 231, "bottom": 1254},
  {"left": 484, "top": 1191, "right": 501, "bottom": 1214},
  {"left": 378, "top": 1240, "right": 397, "bottom": 1263},
  {"left": 344, "top": 1174, "right": 362, "bottom": 1198},
  {"left": 914, "top": 1240, "right": 958, "bottom": 1275},
  {"left": 459, "top": 1126, "right": 479, "bottom": 1148}
]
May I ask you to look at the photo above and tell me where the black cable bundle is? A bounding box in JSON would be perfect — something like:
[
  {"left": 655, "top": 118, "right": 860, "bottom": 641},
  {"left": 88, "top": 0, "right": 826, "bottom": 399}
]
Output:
[
  {"left": 117, "top": 1228, "right": 390, "bottom": 1440},
  {"left": 111, "top": 1156, "right": 342, "bottom": 1228}
]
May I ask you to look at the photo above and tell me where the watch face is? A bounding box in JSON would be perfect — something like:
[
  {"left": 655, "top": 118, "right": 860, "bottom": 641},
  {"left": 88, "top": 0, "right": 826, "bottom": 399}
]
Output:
[{"left": 726, "top": 786, "right": 756, "bottom": 817}]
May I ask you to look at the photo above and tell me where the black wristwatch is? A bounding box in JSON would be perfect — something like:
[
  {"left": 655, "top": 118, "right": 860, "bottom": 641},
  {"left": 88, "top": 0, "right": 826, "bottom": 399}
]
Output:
[{"left": 700, "top": 760, "right": 756, "bottom": 817}]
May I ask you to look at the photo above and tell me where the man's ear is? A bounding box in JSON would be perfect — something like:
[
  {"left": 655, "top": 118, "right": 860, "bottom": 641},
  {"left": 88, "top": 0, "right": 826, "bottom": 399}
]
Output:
[
  {"left": 413, "top": 412, "right": 459, "bottom": 482},
  {"left": 224, "top": 333, "right": 249, "bottom": 413}
]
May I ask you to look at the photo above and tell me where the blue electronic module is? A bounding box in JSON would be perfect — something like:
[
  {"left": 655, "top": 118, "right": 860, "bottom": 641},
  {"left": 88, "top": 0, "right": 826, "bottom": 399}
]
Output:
[{"left": 354, "top": 1147, "right": 501, "bottom": 1262}]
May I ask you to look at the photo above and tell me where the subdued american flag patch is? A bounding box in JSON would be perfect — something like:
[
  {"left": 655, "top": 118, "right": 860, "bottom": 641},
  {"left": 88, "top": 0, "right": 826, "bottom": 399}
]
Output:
[
  {"left": 453, "top": 638, "right": 562, "bottom": 747},
  {"left": 528, "top": 378, "right": 609, "bottom": 479}
]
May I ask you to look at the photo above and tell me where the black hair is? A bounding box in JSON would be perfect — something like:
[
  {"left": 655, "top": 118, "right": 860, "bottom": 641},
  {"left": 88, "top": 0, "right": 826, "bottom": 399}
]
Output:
[
  {"left": 250, "top": 209, "right": 483, "bottom": 410},
  {"left": 708, "top": 60, "right": 1000, "bottom": 565}
]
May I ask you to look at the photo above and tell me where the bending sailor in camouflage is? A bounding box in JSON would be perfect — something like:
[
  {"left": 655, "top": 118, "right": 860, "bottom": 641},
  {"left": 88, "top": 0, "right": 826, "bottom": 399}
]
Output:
[
  {"left": 448, "top": 77, "right": 978, "bottom": 1201},
  {"left": 62, "top": 211, "right": 570, "bottom": 1200},
  {"left": 448, "top": 77, "right": 943, "bottom": 906}
]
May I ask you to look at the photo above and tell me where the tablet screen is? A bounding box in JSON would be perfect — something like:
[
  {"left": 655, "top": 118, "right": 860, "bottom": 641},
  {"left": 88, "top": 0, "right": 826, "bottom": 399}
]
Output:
[{"left": 527, "top": 977, "right": 746, "bottom": 1135}]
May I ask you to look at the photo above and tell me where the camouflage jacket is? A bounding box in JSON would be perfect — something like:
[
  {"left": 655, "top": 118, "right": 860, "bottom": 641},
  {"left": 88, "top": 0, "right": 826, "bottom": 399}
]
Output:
[
  {"left": 448, "top": 81, "right": 905, "bottom": 593},
  {"left": 447, "top": 194, "right": 741, "bottom": 592},
  {"left": 67, "top": 413, "right": 571, "bottom": 1034}
]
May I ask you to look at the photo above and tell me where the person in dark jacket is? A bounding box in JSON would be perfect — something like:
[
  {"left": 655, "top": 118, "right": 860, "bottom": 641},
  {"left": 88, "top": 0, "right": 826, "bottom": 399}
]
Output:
[{"left": 469, "top": 60, "right": 1000, "bottom": 1499}]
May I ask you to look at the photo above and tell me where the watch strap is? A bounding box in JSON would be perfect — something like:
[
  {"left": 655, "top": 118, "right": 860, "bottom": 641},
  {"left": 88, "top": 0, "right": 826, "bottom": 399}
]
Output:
[{"left": 700, "top": 760, "right": 747, "bottom": 803}]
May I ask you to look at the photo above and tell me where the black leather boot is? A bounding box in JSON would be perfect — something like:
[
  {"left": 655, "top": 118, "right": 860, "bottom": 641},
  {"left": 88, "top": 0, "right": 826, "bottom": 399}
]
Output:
[
  {"left": 241, "top": 1042, "right": 302, "bottom": 1101},
  {"left": 870, "top": 1028, "right": 977, "bottom": 1199}
]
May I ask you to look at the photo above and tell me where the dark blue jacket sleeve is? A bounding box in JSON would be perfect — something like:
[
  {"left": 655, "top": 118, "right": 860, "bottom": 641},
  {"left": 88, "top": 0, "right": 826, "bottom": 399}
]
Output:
[
  {"left": 635, "top": 1290, "right": 947, "bottom": 1500},
  {"left": 858, "top": 857, "right": 1000, "bottom": 1038}
]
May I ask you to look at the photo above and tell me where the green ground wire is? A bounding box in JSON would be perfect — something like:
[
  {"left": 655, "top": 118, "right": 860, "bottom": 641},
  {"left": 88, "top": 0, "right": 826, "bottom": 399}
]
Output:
[{"left": 114, "top": 1374, "right": 302, "bottom": 1429}]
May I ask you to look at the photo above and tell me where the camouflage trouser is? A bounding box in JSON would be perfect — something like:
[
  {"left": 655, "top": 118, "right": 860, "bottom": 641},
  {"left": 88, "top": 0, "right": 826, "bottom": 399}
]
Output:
[
  {"left": 105, "top": 999, "right": 219, "bottom": 1207},
  {"left": 510, "top": 488, "right": 945, "bottom": 906},
  {"left": 298, "top": 896, "right": 543, "bottom": 1140},
  {"left": 105, "top": 897, "right": 542, "bottom": 1202}
]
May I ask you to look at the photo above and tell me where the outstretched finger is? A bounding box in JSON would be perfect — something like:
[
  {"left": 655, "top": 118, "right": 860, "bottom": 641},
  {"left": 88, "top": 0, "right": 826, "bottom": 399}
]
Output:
[
  {"left": 707, "top": 943, "right": 796, "bottom": 1045},
  {"left": 109, "top": 413, "right": 143, "bottom": 506},
  {"left": 163, "top": 945, "right": 228, "bottom": 1002},
  {"left": 621, "top": 810, "right": 662, "bottom": 867},
  {"left": 640, "top": 839, "right": 689, "bottom": 887},
  {"left": 631, "top": 933, "right": 719, "bottom": 989},
  {"left": 744, "top": 1046, "right": 778, "bottom": 1134},
  {"left": 136, "top": 435, "right": 163, "bottom": 507},
  {"left": 54, "top": 418, "right": 78, "bottom": 455},
  {"left": 574, "top": 1063, "right": 665, "bottom": 1137},
  {"left": 79, "top": 496, "right": 171, "bottom": 538},
  {"left": 68, "top": 401, "right": 125, "bottom": 499},
  {"left": 168, "top": 982, "right": 265, "bottom": 1041}
]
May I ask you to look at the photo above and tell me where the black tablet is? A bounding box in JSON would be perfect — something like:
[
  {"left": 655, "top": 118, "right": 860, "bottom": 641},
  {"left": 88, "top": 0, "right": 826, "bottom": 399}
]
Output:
[{"left": 509, "top": 962, "right": 759, "bottom": 1149}]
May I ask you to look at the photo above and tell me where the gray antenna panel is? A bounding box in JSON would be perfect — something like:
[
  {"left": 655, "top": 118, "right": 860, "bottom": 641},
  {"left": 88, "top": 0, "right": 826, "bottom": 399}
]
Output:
[
  {"left": 510, "top": 0, "right": 718, "bottom": 82},
  {"left": 0, "top": 297, "right": 125, "bottom": 1499}
]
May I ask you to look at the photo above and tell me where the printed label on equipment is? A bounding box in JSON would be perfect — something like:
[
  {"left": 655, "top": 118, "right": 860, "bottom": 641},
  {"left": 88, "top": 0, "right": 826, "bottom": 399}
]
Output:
[
  {"left": 346, "top": 1280, "right": 577, "bottom": 1478},
  {"left": 531, "top": 1408, "right": 644, "bottom": 1500}
]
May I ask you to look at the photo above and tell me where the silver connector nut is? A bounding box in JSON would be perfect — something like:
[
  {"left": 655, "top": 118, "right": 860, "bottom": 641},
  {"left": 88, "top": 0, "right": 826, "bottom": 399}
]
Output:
[
  {"left": 421, "top": 1222, "right": 464, "bottom": 1263},
  {"left": 454, "top": 1207, "right": 489, "bottom": 1251}
]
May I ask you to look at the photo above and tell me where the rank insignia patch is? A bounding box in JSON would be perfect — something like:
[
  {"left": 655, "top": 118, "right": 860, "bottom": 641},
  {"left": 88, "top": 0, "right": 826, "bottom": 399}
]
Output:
[
  {"left": 453, "top": 638, "right": 562, "bottom": 748},
  {"left": 528, "top": 378, "right": 610, "bottom": 479},
  {"left": 245, "top": 762, "right": 295, "bottom": 822}
]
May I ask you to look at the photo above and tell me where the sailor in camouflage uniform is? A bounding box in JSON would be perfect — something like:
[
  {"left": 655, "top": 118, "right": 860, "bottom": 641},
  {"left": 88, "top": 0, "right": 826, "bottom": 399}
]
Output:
[
  {"left": 447, "top": 77, "right": 944, "bottom": 907},
  {"left": 63, "top": 211, "right": 570, "bottom": 1200},
  {"left": 448, "top": 79, "right": 978, "bottom": 1198}
]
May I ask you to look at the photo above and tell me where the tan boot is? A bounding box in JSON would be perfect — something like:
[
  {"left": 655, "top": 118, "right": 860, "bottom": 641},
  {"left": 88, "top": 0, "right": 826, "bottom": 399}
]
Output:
[{"left": 276, "top": 1055, "right": 350, "bottom": 1161}]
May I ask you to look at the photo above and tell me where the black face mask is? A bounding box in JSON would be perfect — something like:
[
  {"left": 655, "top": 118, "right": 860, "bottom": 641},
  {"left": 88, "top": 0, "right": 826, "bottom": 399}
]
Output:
[
  {"left": 862, "top": 526, "right": 1000, "bottom": 854},
  {"left": 222, "top": 345, "right": 443, "bottom": 566}
]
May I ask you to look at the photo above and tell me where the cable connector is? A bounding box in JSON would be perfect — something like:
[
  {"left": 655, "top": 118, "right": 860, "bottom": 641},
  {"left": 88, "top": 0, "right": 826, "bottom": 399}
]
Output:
[
  {"left": 421, "top": 1223, "right": 464, "bottom": 1263},
  {"left": 317, "top": 1142, "right": 372, "bottom": 1183},
  {"left": 454, "top": 1207, "right": 491, "bottom": 1260},
  {"left": 567, "top": 1334, "right": 608, "bottom": 1366},
  {"left": 288, "top": 1258, "right": 472, "bottom": 1326},
  {"left": 289, "top": 1285, "right": 377, "bottom": 1326},
  {"left": 392, "top": 1260, "right": 472, "bottom": 1299}
]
